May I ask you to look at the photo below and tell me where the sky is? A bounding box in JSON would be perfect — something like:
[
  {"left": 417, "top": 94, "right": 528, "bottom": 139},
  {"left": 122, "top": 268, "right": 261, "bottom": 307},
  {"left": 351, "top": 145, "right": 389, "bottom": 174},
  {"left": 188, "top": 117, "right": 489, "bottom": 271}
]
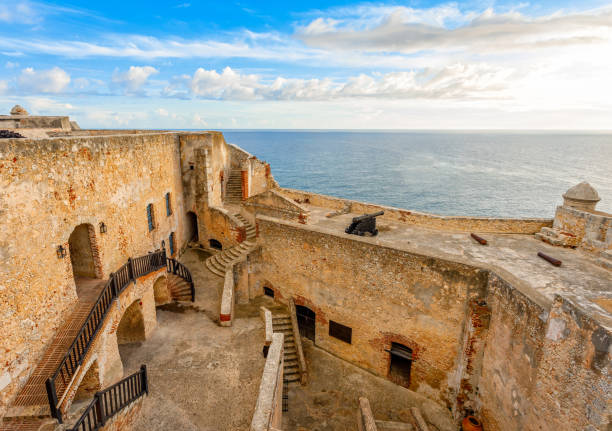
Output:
[{"left": 0, "top": 0, "right": 611, "bottom": 129}]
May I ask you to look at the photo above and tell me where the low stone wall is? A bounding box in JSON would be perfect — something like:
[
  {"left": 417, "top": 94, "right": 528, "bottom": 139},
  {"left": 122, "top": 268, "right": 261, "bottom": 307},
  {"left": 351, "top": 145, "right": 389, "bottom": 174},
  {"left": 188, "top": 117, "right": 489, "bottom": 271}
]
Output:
[
  {"left": 279, "top": 188, "right": 552, "bottom": 234},
  {"left": 553, "top": 205, "right": 612, "bottom": 253},
  {"left": 244, "top": 189, "right": 309, "bottom": 223},
  {"left": 250, "top": 333, "right": 284, "bottom": 431},
  {"left": 220, "top": 270, "right": 235, "bottom": 327},
  {"left": 358, "top": 397, "right": 378, "bottom": 431}
]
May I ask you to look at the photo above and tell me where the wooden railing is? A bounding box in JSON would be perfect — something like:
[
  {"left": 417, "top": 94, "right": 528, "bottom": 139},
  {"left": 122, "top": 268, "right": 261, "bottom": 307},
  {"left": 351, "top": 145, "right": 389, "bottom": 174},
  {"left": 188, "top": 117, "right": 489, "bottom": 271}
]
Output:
[
  {"left": 69, "top": 365, "right": 148, "bottom": 431},
  {"left": 46, "top": 250, "right": 194, "bottom": 423}
]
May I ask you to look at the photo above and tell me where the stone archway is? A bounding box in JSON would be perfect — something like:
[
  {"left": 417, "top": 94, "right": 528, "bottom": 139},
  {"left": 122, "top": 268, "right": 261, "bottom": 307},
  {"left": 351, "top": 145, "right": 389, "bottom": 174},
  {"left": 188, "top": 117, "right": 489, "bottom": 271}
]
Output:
[
  {"left": 73, "top": 360, "right": 101, "bottom": 401},
  {"left": 68, "top": 223, "right": 103, "bottom": 299},
  {"left": 153, "top": 276, "right": 171, "bottom": 306},
  {"left": 117, "top": 300, "right": 146, "bottom": 345}
]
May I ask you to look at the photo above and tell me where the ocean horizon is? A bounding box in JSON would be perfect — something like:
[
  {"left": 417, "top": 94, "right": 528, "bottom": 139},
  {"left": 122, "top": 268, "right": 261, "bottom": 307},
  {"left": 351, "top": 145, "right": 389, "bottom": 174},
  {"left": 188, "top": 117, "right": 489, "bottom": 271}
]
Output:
[{"left": 210, "top": 130, "right": 612, "bottom": 219}]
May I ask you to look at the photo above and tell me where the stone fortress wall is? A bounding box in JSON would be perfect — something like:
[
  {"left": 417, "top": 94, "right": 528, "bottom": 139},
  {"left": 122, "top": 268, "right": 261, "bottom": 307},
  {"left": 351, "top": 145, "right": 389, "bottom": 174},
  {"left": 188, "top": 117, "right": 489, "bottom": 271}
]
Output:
[{"left": 0, "top": 110, "right": 610, "bottom": 431}]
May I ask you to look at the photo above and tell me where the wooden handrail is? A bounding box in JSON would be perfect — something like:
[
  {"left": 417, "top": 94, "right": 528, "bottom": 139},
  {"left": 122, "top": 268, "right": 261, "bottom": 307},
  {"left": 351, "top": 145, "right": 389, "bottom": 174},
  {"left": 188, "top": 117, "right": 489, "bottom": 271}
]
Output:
[
  {"left": 68, "top": 365, "right": 148, "bottom": 431},
  {"left": 288, "top": 298, "right": 308, "bottom": 385},
  {"left": 46, "top": 249, "right": 192, "bottom": 423}
]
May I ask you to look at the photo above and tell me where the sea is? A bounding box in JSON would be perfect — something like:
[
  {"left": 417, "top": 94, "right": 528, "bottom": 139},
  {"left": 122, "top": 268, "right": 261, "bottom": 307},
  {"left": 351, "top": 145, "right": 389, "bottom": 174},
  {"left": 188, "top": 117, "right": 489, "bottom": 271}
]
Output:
[{"left": 220, "top": 130, "right": 612, "bottom": 219}]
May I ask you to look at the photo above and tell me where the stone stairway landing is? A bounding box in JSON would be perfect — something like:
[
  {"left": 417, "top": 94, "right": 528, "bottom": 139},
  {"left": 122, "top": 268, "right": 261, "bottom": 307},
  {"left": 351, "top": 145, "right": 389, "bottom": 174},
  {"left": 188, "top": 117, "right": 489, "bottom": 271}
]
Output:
[
  {"left": 272, "top": 313, "right": 301, "bottom": 385},
  {"left": 225, "top": 170, "right": 243, "bottom": 204},
  {"left": 597, "top": 249, "right": 612, "bottom": 270},
  {"left": 205, "top": 213, "right": 256, "bottom": 277}
]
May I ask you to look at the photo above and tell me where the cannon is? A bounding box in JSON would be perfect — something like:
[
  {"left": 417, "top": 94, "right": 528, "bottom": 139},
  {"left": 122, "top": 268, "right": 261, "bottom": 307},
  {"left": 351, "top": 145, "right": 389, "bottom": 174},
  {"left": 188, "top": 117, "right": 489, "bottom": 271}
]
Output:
[{"left": 345, "top": 211, "right": 384, "bottom": 236}]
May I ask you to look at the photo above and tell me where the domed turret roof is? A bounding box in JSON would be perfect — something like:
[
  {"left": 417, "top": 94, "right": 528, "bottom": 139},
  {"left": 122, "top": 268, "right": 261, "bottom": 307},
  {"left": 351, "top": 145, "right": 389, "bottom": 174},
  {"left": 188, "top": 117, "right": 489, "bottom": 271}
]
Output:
[
  {"left": 10, "top": 105, "right": 29, "bottom": 116},
  {"left": 563, "top": 182, "right": 600, "bottom": 202}
]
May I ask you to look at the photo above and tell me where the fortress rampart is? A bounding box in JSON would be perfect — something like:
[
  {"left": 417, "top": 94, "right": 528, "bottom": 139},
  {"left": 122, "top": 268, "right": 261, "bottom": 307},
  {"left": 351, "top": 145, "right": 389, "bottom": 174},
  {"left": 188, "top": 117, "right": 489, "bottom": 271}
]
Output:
[{"left": 0, "top": 118, "right": 609, "bottom": 431}]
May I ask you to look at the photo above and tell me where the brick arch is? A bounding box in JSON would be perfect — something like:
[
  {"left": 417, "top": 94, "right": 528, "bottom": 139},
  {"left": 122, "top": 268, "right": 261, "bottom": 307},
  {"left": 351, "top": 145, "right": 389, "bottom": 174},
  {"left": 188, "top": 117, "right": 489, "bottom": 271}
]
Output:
[
  {"left": 68, "top": 223, "right": 103, "bottom": 280},
  {"left": 153, "top": 275, "right": 171, "bottom": 306},
  {"left": 117, "top": 299, "right": 146, "bottom": 345},
  {"left": 73, "top": 359, "right": 101, "bottom": 401}
]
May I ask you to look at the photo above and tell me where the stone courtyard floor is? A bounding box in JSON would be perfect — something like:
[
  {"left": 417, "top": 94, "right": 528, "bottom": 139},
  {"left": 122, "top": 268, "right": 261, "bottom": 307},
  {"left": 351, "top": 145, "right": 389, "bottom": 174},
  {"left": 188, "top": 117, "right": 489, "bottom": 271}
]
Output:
[
  {"left": 120, "top": 248, "right": 267, "bottom": 431},
  {"left": 118, "top": 248, "right": 455, "bottom": 431},
  {"left": 284, "top": 341, "right": 455, "bottom": 431}
]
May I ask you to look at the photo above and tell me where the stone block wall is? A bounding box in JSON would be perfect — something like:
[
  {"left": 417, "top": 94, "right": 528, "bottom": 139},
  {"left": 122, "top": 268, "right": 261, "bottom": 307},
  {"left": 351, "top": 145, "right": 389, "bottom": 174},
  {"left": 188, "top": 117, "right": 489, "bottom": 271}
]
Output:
[
  {"left": 553, "top": 205, "right": 612, "bottom": 253},
  {"left": 0, "top": 131, "right": 210, "bottom": 416},
  {"left": 253, "top": 215, "right": 489, "bottom": 407},
  {"left": 480, "top": 275, "right": 611, "bottom": 431}
]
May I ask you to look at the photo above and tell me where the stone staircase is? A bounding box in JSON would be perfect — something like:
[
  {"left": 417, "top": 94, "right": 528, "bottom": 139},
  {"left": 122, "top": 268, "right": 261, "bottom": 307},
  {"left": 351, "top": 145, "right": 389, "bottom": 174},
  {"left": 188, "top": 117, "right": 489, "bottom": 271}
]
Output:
[
  {"left": 272, "top": 313, "right": 301, "bottom": 384},
  {"left": 167, "top": 273, "right": 194, "bottom": 301},
  {"left": 205, "top": 213, "right": 256, "bottom": 277},
  {"left": 597, "top": 249, "right": 612, "bottom": 270},
  {"left": 535, "top": 227, "right": 579, "bottom": 248},
  {"left": 225, "top": 170, "right": 243, "bottom": 204}
]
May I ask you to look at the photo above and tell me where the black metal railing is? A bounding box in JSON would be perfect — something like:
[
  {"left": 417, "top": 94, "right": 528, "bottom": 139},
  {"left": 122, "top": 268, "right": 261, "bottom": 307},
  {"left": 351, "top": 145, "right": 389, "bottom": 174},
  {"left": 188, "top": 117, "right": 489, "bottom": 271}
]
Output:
[
  {"left": 167, "top": 258, "right": 195, "bottom": 301},
  {"left": 46, "top": 250, "right": 194, "bottom": 423},
  {"left": 69, "top": 365, "right": 148, "bottom": 431}
]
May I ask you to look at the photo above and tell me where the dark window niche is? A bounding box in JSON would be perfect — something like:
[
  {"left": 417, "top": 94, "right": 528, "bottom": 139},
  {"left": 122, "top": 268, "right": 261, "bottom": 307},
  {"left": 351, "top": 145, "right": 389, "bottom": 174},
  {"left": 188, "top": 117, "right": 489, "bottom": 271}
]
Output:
[
  {"left": 209, "top": 239, "right": 222, "bottom": 250},
  {"left": 388, "top": 343, "right": 413, "bottom": 388},
  {"left": 264, "top": 286, "right": 274, "bottom": 297},
  {"left": 329, "top": 320, "right": 352, "bottom": 344}
]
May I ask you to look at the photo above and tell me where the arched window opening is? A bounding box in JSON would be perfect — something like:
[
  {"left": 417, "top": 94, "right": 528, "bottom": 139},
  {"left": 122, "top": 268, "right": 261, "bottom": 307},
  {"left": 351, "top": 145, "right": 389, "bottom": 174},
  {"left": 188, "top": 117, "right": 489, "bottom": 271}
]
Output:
[{"left": 209, "top": 239, "right": 222, "bottom": 250}]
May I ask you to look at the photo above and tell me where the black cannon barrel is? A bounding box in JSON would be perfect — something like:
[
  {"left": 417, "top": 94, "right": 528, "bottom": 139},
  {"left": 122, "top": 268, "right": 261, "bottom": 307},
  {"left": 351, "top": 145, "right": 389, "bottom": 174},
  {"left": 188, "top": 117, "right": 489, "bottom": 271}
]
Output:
[{"left": 352, "top": 211, "right": 384, "bottom": 222}]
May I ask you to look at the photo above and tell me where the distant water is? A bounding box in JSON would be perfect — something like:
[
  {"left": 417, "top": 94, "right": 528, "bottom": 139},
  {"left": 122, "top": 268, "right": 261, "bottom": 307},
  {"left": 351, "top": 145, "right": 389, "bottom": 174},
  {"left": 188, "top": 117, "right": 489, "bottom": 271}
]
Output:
[{"left": 221, "top": 131, "right": 612, "bottom": 218}]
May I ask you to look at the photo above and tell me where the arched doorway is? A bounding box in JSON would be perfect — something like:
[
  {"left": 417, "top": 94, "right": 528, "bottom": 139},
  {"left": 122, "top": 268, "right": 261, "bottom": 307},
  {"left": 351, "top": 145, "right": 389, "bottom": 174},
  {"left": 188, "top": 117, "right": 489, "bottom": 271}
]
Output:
[
  {"left": 186, "top": 211, "right": 199, "bottom": 242},
  {"left": 69, "top": 224, "right": 102, "bottom": 299},
  {"left": 153, "top": 276, "right": 171, "bottom": 306},
  {"left": 296, "top": 305, "right": 316, "bottom": 342},
  {"left": 73, "top": 360, "right": 101, "bottom": 401},
  {"left": 69, "top": 224, "right": 97, "bottom": 279},
  {"left": 117, "top": 300, "right": 146, "bottom": 345}
]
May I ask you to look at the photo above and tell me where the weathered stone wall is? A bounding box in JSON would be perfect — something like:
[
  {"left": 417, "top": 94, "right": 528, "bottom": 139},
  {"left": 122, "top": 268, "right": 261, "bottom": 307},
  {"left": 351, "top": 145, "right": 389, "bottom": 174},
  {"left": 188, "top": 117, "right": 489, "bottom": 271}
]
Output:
[
  {"left": 553, "top": 205, "right": 612, "bottom": 253},
  {"left": 244, "top": 189, "right": 309, "bottom": 223},
  {"left": 279, "top": 188, "right": 552, "bottom": 234},
  {"left": 254, "top": 215, "right": 489, "bottom": 406},
  {"left": 479, "top": 275, "right": 611, "bottom": 431},
  {"left": 0, "top": 132, "right": 200, "bottom": 415}
]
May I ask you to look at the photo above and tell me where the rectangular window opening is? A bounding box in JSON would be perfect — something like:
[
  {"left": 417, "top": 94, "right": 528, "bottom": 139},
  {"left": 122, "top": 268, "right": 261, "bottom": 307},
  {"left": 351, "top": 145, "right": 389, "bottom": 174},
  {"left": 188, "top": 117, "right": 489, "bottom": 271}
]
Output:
[
  {"left": 329, "top": 320, "right": 352, "bottom": 344},
  {"left": 165, "top": 192, "right": 172, "bottom": 216},
  {"left": 147, "top": 204, "right": 155, "bottom": 231},
  {"left": 388, "top": 343, "right": 413, "bottom": 387},
  {"left": 169, "top": 232, "right": 175, "bottom": 256}
]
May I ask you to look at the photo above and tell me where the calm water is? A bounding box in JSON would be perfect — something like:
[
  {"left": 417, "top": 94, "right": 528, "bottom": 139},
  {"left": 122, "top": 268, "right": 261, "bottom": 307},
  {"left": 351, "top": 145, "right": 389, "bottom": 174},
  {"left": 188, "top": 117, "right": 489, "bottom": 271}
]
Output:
[{"left": 221, "top": 131, "right": 612, "bottom": 218}]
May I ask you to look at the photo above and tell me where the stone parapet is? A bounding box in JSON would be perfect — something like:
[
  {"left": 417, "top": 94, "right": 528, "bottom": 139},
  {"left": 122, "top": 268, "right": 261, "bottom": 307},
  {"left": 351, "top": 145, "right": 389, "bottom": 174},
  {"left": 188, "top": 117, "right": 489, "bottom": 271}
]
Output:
[{"left": 250, "top": 333, "right": 284, "bottom": 431}]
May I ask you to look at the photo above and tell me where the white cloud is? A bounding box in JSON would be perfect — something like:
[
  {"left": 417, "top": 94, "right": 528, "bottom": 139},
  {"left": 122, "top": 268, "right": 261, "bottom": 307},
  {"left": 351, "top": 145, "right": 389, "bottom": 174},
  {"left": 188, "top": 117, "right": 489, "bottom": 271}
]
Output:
[
  {"left": 112, "top": 66, "right": 158, "bottom": 94},
  {"left": 190, "top": 67, "right": 259, "bottom": 100},
  {"left": 0, "top": 1, "right": 40, "bottom": 24},
  {"left": 299, "top": 6, "right": 612, "bottom": 54},
  {"left": 28, "top": 97, "right": 73, "bottom": 112},
  {"left": 156, "top": 108, "right": 169, "bottom": 117},
  {"left": 18, "top": 67, "right": 70, "bottom": 93},
  {"left": 185, "top": 64, "right": 513, "bottom": 101},
  {"left": 0, "top": 80, "right": 7, "bottom": 94},
  {"left": 5, "top": 61, "right": 18, "bottom": 69}
]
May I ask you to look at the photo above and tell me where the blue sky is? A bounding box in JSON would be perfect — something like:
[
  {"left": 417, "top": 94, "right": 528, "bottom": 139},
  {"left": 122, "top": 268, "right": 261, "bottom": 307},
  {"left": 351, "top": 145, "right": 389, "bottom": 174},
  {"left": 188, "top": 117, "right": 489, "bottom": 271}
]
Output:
[{"left": 1, "top": 0, "right": 611, "bottom": 129}]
